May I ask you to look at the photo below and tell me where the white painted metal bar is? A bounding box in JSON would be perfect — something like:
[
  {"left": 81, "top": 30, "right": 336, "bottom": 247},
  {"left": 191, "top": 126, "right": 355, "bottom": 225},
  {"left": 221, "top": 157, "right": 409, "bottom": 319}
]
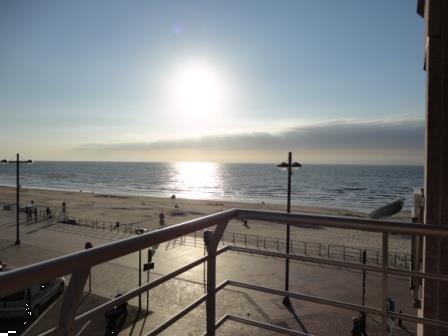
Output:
[
  {"left": 204, "top": 221, "right": 229, "bottom": 336},
  {"left": 227, "top": 280, "right": 381, "bottom": 315},
  {"left": 59, "top": 270, "right": 89, "bottom": 336},
  {"left": 226, "top": 279, "right": 448, "bottom": 329},
  {"left": 228, "top": 245, "right": 448, "bottom": 282},
  {"left": 146, "top": 294, "right": 207, "bottom": 336},
  {"left": 226, "top": 314, "right": 313, "bottom": 336},
  {"left": 236, "top": 209, "right": 448, "bottom": 237},
  {"left": 201, "top": 314, "right": 228, "bottom": 336},
  {"left": 75, "top": 246, "right": 229, "bottom": 326},
  {"left": 3, "top": 209, "right": 448, "bottom": 336},
  {"left": 151, "top": 281, "right": 229, "bottom": 336},
  {"left": 0, "top": 209, "right": 237, "bottom": 298}
]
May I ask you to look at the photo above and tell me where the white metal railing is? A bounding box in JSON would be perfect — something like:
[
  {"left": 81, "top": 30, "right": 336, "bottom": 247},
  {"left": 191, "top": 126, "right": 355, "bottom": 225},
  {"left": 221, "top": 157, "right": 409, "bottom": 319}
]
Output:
[{"left": 1, "top": 209, "right": 448, "bottom": 336}]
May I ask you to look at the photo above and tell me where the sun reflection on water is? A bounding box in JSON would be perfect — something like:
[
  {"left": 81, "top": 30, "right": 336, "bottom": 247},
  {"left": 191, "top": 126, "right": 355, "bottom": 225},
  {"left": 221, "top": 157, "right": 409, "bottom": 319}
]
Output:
[{"left": 173, "top": 162, "right": 223, "bottom": 199}]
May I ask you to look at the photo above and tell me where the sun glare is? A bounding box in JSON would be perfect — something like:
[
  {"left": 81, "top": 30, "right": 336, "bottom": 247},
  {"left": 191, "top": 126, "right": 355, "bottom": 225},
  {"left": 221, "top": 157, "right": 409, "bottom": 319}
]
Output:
[
  {"left": 172, "top": 162, "right": 223, "bottom": 199},
  {"left": 171, "top": 61, "right": 227, "bottom": 119}
]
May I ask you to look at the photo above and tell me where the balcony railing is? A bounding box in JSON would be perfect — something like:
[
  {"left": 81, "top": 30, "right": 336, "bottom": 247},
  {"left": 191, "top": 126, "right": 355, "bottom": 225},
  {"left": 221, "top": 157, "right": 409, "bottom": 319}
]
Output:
[{"left": 1, "top": 209, "right": 448, "bottom": 336}]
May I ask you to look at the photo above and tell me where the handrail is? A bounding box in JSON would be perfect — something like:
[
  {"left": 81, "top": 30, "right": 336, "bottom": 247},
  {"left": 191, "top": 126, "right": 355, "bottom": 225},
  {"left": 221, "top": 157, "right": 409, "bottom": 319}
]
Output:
[
  {"left": 0, "top": 209, "right": 236, "bottom": 298},
  {"left": 236, "top": 209, "right": 448, "bottom": 236},
  {"left": 2, "top": 208, "right": 448, "bottom": 336}
]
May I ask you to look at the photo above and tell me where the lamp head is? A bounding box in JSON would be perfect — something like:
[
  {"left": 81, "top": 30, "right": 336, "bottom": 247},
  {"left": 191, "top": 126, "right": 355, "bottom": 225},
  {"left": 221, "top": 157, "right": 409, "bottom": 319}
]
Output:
[
  {"left": 291, "top": 162, "right": 302, "bottom": 170},
  {"left": 276, "top": 162, "right": 288, "bottom": 171}
]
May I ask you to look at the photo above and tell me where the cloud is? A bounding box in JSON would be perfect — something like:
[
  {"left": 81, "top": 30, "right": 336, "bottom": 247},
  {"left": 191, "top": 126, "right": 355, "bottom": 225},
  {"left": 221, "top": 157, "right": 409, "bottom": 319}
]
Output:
[
  {"left": 80, "top": 119, "right": 423, "bottom": 149},
  {"left": 76, "top": 119, "right": 424, "bottom": 164}
]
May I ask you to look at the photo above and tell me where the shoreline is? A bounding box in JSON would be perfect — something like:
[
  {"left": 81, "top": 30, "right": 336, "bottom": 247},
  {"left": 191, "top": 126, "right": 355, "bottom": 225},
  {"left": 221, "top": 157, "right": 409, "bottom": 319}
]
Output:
[
  {"left": 0, "top": 183, "right": 404, "bottom": 215},
  {"left": 0, "top": 184, "right": 366, "bottom": 215},
  {"left": 0, "top": 185, "right": 411, "bottom": 222}
]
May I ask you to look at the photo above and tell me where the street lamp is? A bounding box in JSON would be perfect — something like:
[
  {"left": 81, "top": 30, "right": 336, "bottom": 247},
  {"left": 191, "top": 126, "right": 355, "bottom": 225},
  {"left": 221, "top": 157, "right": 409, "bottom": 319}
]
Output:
[
  {"left": 1, "top": 154, "right": 33, "bottom": 245},
  {"left": 277, "top": 152, "right": 302, "bottom": 307}
]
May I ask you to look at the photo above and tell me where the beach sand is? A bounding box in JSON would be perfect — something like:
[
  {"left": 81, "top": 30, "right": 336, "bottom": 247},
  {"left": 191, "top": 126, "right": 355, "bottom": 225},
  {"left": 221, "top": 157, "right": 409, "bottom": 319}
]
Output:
[{"left": 0, "top": 185, "right": 412, "bottom": 253}]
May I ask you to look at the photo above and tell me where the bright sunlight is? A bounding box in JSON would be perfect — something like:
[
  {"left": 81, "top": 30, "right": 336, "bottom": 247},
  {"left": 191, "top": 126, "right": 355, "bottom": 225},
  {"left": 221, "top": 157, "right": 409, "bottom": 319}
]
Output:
[{"left": 170, "top": 61, "right": 227, "bottom": 119}]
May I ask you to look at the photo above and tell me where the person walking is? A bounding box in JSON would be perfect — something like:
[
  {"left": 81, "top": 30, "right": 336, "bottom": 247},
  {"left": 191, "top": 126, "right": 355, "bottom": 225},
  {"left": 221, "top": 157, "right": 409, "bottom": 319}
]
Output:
[
  {"left": 159, "top": 212, "right": 165, "bottom": 227},
  {"left": 351, "top": 317, "right": 361, "bottom": 336},
  {"left": 359, "top": 311, "right": 368, "bottom": 336}
]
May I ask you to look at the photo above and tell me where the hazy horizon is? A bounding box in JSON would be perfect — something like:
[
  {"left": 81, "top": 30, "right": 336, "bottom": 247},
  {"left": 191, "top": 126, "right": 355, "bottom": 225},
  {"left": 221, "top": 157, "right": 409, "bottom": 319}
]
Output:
[{"left": 8, "top": 159, "right": 423, "bottom": 167}]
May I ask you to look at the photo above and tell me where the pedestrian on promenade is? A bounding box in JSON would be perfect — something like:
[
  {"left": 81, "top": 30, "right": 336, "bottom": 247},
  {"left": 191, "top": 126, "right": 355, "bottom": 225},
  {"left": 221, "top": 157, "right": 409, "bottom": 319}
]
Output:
[
  {"left": 159, "top": 212, "right": 165, "bottom": 227},
  {"left": 398, "top": 309, "right": 403, "bottom": 328},
  {"left": 359, "top": 311, "right": 368, "bottom": 336},
  {"left": 25, "top": 205, "right": 30, "bottom": 221},
  {"left": 33, "top": 207, "right": 38, "bottom": 221},
  {"left": 115, "top": 221, "right": 120, "bottom": 231},
  {"left": 105, "top": 293, "right": 128, "bottom": 336},
  {"left": 62, "top": 201, "right": 66, "bottom": 213},
  {"left": 351, "top": 317, "right": 361, "bottom": 336}
]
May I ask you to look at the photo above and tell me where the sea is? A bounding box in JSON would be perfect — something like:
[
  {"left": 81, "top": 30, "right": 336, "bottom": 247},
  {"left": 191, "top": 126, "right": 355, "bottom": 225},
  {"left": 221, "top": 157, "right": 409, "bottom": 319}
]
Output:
[{"left": 0, "top": 161, "right": 423, "bottom": 213}]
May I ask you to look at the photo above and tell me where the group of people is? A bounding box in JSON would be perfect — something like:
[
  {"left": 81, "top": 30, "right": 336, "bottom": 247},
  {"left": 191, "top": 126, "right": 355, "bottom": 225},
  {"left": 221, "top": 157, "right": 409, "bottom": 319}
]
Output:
[
  {"left": 25, "top": 201, "right": 55, "bottom": 221},
  {"left": 25, "top": 200, "right": 37, "bottom": 221}
]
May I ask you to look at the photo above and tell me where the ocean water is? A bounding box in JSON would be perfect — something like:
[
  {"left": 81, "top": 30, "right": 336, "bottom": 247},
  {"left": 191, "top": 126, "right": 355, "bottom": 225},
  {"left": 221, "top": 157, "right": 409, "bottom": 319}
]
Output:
[{"left": 0, "top": 161, "right": 423, "bottom": 213}]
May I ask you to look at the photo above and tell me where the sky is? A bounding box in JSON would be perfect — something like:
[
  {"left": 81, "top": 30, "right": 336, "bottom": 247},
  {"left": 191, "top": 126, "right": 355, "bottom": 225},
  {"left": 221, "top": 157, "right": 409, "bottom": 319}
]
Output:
[{"left": 0, "top": 0, "right": 425, "bottom": 164}]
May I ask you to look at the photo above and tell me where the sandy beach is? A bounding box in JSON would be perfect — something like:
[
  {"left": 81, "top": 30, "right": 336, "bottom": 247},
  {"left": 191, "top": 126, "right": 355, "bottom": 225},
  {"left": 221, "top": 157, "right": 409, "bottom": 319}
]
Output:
[{"left": 0, "top": 185, "right": 412, "bottom": 252}]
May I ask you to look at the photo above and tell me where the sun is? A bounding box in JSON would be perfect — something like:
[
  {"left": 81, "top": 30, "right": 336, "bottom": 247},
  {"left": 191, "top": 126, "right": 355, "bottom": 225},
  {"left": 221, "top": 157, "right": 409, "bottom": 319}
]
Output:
[{"left": 171, "top": 61, "right": 226, "bottom": 119}]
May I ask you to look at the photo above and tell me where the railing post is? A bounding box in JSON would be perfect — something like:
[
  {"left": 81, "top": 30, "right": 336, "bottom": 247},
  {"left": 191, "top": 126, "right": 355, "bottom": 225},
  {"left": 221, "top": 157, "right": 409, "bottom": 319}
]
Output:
[
  {"left": 59, "top": 269, "right": 89, "bottom": 335},
  {"left": 203, "top": 221, "right": 228, "bottom": 336},
  {"left": 381, "top": 233, "right": 389, "bottom": 336}
]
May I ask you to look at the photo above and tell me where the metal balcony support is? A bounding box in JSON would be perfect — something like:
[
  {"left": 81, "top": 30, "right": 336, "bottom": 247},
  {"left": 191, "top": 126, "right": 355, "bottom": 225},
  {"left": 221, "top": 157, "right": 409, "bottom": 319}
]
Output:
[
  {"left": 4, "top": 209, "right": 448, "bottom": 336},
  {"left": 226, "top": 314, "right": 312, "bottom": 336},
  {"left": 59, "top": 269, "right": 89, "bottom": 335},
  {"left": 204, "top": 221, "right": 228, "bottom": 336}
]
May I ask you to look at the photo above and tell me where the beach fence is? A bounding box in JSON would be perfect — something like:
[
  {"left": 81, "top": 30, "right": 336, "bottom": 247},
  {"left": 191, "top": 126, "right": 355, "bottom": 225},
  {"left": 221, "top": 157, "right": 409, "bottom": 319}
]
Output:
[
  {"left": 54, "top": 216, "right": 148, "bottom": 236},
  {"left": 167, "top": 230, "right": 411, "bottom": 269},
  {"left": 18, "top": 206, "right": 150, "bottom": 237}
]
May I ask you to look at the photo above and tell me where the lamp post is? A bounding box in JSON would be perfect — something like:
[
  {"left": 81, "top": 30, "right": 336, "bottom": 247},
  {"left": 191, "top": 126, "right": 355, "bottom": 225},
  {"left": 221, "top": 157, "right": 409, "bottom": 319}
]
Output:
[
  {"left": 277, "top": 152, "right": 302, "bottom": 307},
  {"left": 1, "top": 154, "right": 33, "bottom": 245}
]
